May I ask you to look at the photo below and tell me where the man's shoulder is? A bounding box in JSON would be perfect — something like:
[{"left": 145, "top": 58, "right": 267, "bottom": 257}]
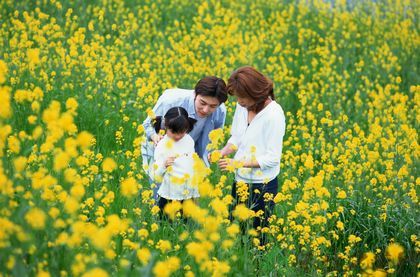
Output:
[{"left": 161, "top": 88, "right": 194, "bottom": 100}]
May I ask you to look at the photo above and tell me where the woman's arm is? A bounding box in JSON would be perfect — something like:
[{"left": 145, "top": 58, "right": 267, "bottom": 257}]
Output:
[
  {"left": 220, "top": 143, "right": 236, "bottom": 156},
  {"left": 218, "top": 156, "right": 260, "bottom": 171}
]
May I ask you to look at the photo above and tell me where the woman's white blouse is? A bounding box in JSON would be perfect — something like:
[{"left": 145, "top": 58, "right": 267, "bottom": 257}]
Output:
[
  {"left": 152, "top": 134, "right": 199, "bottom": 200},
  {"left": 228, "top": 101, "right": 286, "bottom": 184}
]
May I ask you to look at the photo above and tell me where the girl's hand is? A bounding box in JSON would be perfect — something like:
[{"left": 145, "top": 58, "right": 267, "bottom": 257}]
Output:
[
  {"left": 151, "top": 134, "right": 164, "bottom": 146},
  {"left": 165, "top": 156, "right": 176, "bottom": 168}
]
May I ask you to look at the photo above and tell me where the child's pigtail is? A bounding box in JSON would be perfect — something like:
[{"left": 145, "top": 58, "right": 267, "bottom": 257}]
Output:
[
  {"left": 188, "top": 117, "right": 197, "bottom": 133},
  {"left": 153, "top": 116, "right": 163, "bottom": 133}
]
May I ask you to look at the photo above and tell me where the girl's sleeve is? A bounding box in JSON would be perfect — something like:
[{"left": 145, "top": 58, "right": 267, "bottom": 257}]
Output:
[{"left": 150, "top": 142, "right": 167, "bottom": 181}]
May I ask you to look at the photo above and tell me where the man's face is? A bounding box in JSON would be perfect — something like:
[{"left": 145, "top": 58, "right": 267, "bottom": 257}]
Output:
[{"left": 194, "top": 94, "right": 220, "bottom": 118}]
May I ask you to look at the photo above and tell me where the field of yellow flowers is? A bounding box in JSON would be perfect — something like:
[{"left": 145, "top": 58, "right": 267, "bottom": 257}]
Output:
[{"left": 0, "top": 0, "right": 419, "bottom": 276}]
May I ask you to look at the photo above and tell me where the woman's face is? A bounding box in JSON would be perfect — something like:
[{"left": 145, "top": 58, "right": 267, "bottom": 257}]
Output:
[
  {"left": 166, "top": 129, "right": 187, "bottom": 142},
  {"left": 235, "top": 95, "right": 256, "bottom": 109}
]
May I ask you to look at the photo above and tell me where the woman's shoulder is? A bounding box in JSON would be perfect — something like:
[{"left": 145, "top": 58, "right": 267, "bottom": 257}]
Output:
[
  {"left": 268, "top": 101, "right": 284, "bottom": 114},
  {"left": 264, "top": 101, "right": 285, "bottom": 122}
]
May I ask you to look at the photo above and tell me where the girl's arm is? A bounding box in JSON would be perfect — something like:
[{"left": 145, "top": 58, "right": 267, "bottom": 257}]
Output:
[{"left": 151, "top": 141, "right": 167, "bottom": 181}]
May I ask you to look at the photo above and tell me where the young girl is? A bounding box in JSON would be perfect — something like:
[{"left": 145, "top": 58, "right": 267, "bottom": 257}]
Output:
[{"left": 148, "top": 107, "right": 199, "bottom": 212}]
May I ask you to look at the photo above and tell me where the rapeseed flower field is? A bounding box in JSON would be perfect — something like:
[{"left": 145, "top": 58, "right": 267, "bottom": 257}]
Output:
[{"left": 0, "top": 0, "right": 418, "bottom": 276}]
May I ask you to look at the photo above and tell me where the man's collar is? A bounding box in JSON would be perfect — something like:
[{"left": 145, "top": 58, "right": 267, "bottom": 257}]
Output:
[{"left": 187, "top": 93, "right": 196, "bottom": 116}]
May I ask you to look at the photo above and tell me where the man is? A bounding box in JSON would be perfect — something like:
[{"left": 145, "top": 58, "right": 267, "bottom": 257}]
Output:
[{"left": 142, "top": 76, "right": 228, "bottom": 168}]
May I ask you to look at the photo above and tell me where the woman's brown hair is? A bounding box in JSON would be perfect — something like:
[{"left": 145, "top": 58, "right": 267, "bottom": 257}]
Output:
[{"left": 227, "top": 66, "right": 274, "bottom": 113}]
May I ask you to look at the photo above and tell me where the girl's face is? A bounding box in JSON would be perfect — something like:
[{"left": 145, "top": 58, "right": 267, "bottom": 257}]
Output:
[{"left": 166, "top": 129, "right": 187, "bottom": 142}]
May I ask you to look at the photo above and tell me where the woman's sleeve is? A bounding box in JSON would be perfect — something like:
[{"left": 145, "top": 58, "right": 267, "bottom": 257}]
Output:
[{"left": 255, "top": 114, "right": 286, "bottom": 170}]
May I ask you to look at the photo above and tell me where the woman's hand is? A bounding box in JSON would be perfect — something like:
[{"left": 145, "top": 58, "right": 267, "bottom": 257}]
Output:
[
  {"left": 220, "top": 143, "right": 237, "bottom": 157},
  {"left": 151, "top": 134, "right": 164, "bottom": 146},
  {"left": 218, "top": 158, "right": 234, "bottom": 171},
  {"left": 165, "top": 156, "right": 176, "bottom": 168}
]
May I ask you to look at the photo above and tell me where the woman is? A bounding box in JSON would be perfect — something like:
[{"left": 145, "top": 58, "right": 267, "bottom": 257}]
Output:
[{"left": 218, "top": 66, "right": 286, "bottom": 245}]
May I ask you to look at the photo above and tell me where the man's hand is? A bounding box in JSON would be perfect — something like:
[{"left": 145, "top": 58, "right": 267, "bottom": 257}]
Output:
[{"left": 151, "top": 134, "right": 164, "bottom": 146}]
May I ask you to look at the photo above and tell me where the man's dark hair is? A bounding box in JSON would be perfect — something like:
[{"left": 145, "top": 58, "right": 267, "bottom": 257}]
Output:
[{"left": 194, "top": 76, "right": 228, "bottom": 104}]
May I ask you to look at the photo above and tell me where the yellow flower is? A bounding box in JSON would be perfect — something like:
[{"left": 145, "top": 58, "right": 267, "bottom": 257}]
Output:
[
  {"left": 288, "top": 254, "right": 296, "bottom": 265},
  {"left": 337, "top": 190, "right": 347, "bottom": 199},
  {"left": 207, "top": 128, "right": 224, "bottom": 150},
  {"left": 304, "top": 154, "right": 314, "bottom": 170},
  {"left": 77, "top": 131, "right": 94, "bottom": 149},
  {"left": 348, "top": 234, "right": 362, "bottom": 244},
  {"left": 371, "top": 269, "right": 387, "bottom": 277},
  {"left": 156, "top": 239, "right": 172, "bottom": 253},
  {"left": 209, "top": 150, "right": 222, "bottom": 163},
  {"left": 54, "top": 151, "right": 70, "bottom": 171},
  {"left": 232, "top": 204, "right": 254, "bottom": 221},
  {"left": 137, "top": 248, "right": 151, "bottom": 265},
  {"left": 66, "top": 97, "right": 78, "bottom": 113},
  {"left": 37, "top": 270, "right": 50, "bottom": 277},
  {"left": 385, "top": 243, "right": 404, "bottom": 265},
  {"left": 360, "top": 251, "right": 375, "bottom": 270},
  {"left": 153, "top": 257, "right": 180, "bottom": 277},
  {"left": 163, "top": 201, "right": 182, "bottom": 220},
  {"left": 27, "top": 48, "right": 40, "bottom": 65},
  {"left": 120, "top": 177, "right": 138, "bottom": 197},
  {"left": 102, "top": 158, "right": 117, "bottom": 172},
  {"left": 147, "top": 108, "right": 156, "bottom": 119},
  {"left": 0, "top": 59, "right": 8, "bottom": 84},
  {"left": 0, "top": 86, "right": 11, "bottom": 118},
  {"left": 336, "top": 221, "right": 344, "bottom": 231},
  {"left": 8, "top": 135, "right": 20, "bottom": 154},
  {"left": 64, "top": 168, "right": 78, "bottom": 183},
  {"left": 32, "top": 126, "right": 43, "bottom": 140},
  {"left": 25, "top": 208, "right": 46, "bottom": 229},
  {"left": 226, "top": 224, "right": 240, "bottom": 237},
  {"left": 13, "top": 156, "right": 27, "bottom": 172},
  {"left": 210, "top": 198, "right": 228, "bottom": 217},
  {"left": 186, "top": 241, "right": 213, "bottom": 263},
  {"left": 151, "top": 223, "right": 159, "bottom": 232},
  {"left": 81, "top": 268, "right": 108, "bottom": 277},
  {"left": 31, "top": 101, "right": 40, "bottom": 112},
  {"left": 6, "top": 256, "right": 15, "bottom": 270},
  {"left": 64, "top": 197, "right": 79, "bottom": 214},
  {"left": 151, "top": 205, "right": 160, "bottom": 215}
]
